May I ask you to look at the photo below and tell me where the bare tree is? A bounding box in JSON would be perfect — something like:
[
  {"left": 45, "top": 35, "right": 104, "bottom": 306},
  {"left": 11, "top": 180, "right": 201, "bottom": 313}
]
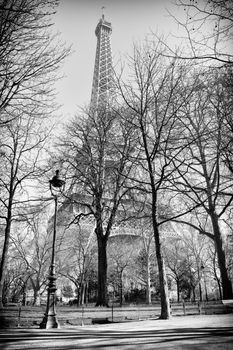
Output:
[
  {"left": 58, "top": 104, "right": 137, "bottom": 306},
  {"left": 1, "top": 257, "right": 28, "bottom": 304},
  {"left": 57, "top": 224, "right": 97, "bottom": 306},
  {"left": 165, "top": 0, "right": 233, "bottom": 65},
  {"left": 10, "top": 211, "right": 52, "bottom": 305},
  {"left": 108, "top": 234, "right": 142, "bottom": 305},
  {"left": 135, "top": 220, "right": 154, "bottom": 304},
  {"left": 165, "top": 237, "right": 188, "bottom": 302},
  {"left": 182, "top": 230, "right": 211, "bottom": 302},
  {"left": 0, "top": 0, "right": 70, "bottom": 309},
  {"left": 170, "top": 69, "right": 233, "bottom": 299},
  {"left": 0, "top": 0, "right": 70, "bottom": 125},
  {"left": 0, "top": 112, "right": 52, "bottom": 308},
  {"left": 116, "top": 42, "right": 195, "bottom": 318}
]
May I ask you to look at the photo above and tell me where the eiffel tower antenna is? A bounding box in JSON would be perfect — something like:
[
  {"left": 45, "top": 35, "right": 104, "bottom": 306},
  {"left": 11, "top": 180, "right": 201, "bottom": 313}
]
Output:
[{"left": 101, "top": 6, "right": 105, "bottom": 19}]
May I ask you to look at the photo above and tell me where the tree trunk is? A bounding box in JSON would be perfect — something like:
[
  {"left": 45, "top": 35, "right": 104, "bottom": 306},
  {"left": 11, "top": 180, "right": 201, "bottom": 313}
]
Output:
[
  {"left": 216, "top": 276, "right": 223, "bottom": 300},
  {"left": 96, "top": 235, "right": 108, "bottom": 306},
  {"left": 120, "top": 270, "right": 123, "bottom": 306},
  {"left": 85, "top": 282, "right": 88, "bottom": 305},
  {"left": 0, "top": 208, "right": 12, "bottom": 309},
  {"left": 142, "top": 123, "right": 170, "bottom": 318},
  {"left": 176, "top": 280, "right": 180, "bottom": 303},
  {"left": 192, "top": 286, "right": 196, "bottom": 302},
  {"left": 213, "top": 251, "right": 222, "bottom": 300},
  {"left": 199, "top": 282, "right": 203, "bottom": 302},
  {"left": 81, "top": 283, "right": 85, "bottom": 305},
  {"left": 77, "top": 285, "right": 81, "bottom": 305},
  {"left": 153, "top": 224, "right": 170, "bottom": 319},
  {"left": 204, "top": 277, "right": 208, "bottom": 301},
  {"left": 33, "top": 290, "right": 41, "bottom": 306},
  {"left": 197, "top": 268, "right": 202, "bottom": 302},
  {"left": 22, "top": 279, "right": 28, "bottom": 306},
  {"left": 79, "top": 272, "right": 85, "bottom": 306},
  {"left": 146, "top": 255, "right": 152, "bottom": 304},
  {"left": 211, "top": 213, "right": 233, "bottom": 299}
]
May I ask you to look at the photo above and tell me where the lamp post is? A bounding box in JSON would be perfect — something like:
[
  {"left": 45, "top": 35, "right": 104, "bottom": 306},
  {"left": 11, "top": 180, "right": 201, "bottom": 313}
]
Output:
[
  {"left": 40, "top": 170, "right": 65, "bottom": 329},
  {"left": 197, "top": 263, "right": 205, "bottom": 302}
]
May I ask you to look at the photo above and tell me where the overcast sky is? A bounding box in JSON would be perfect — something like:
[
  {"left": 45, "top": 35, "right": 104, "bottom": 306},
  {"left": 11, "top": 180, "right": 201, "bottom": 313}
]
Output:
[{"left": 53, "top": 0, "right": 190, "bottom": 119}]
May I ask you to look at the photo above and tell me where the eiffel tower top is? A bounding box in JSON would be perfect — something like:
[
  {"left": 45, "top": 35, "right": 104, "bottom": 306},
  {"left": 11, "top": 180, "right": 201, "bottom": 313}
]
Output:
[
  {"left": 95, "top": 7, "right": 112, "bottom": 36},
  {"left": 90, "top": 10, "right": 113, "bottom": 108}
]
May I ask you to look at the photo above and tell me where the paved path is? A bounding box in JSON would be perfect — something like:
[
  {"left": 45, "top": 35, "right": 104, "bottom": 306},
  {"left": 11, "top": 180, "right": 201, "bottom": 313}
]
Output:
[{"left": 0, "top": 314, "right": 232, "bottom": 349}]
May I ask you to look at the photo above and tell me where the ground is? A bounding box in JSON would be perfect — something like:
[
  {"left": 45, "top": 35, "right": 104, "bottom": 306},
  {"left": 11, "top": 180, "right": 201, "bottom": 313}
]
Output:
[{"left": 0, "top": 314, "right": 232, "bottom": 349}]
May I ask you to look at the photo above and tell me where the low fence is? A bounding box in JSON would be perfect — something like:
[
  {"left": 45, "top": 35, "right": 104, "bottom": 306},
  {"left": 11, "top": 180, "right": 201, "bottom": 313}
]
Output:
[
  {"left": 1, "top": 300, "right": 232, "bottom": 328},
  {"left": 170, "top": 300, "right": 233, "bottom": 316}
]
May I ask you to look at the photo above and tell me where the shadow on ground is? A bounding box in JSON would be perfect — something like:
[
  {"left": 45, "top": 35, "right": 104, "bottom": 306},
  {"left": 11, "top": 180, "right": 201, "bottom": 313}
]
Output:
[{"left": 0, "top": 326, "right": 233, "bottom": 349}]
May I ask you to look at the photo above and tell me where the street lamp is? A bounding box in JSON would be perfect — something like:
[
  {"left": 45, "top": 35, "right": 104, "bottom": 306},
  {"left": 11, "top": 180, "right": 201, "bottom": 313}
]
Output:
[{"left": 40, "top": 170, "right": 65, "bottom": 329}]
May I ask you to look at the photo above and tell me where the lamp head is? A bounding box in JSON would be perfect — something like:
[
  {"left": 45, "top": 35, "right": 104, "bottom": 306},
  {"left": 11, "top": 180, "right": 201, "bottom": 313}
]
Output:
[{"left": 49, "top": 170, "right": 65, "bottom": 191}]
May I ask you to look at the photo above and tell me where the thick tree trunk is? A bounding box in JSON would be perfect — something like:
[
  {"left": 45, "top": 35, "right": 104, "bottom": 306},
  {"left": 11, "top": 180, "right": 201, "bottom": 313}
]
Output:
[
  {"left": 77, "top": 286, "right": 81, "bottom": 305},
  {"left": 153, "top": 224, "right": 170, "bottom": 319},
  {"left": 212, "top": 253, "right": 223, "bottom": 300},
  {"left": 211, "top": 213, "right": 233, "bottom": 299},
  {"left": 33, "top": 290, "right": 41, "bottom": 306},
  {"left": 192, "top": 287, "right": 196, "bottom": 302},
  {"left": 96, "top": 235, "right": 108, "bottom": 306},
  {"left": 216, "top": 277, "right": 223, "bottom": 300},
  {"left": 0, "top": 211, "right": 12, "bottom": 309}
]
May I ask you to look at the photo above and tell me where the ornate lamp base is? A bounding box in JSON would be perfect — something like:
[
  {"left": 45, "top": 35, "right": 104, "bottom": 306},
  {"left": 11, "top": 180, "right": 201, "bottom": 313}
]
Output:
[
  {"left": 40, "top": 314, "right": 60, "bottom": 329},
  {"left": 39, "top": 274, "right": 60, "bottom": 329}
]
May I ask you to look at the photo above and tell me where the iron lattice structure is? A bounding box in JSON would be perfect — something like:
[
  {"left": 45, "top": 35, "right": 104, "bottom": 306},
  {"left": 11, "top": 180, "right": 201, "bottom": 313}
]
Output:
[{"left": 90, "top": 14, "right": 113, "bottom": 107}]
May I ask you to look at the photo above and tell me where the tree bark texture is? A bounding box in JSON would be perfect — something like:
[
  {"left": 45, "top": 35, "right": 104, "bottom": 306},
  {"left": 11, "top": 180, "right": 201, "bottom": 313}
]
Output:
[
  {"left": 33, "top": 290, "right": 41, "bottom": 306},
  {"left": 96, "top": 235, "right": 108, "bottom": 306},
  {"left": 176, "top": 280, "right": 180, "bottom": 303},
  {"left": 211, "top": 213, "right": 233, "bottom": 299},
  {"left": 0, "top": 203, "right": 13, "bottom": 309},
  {"left": 153, "top": 223, "right": 170, "bottom": 319}
]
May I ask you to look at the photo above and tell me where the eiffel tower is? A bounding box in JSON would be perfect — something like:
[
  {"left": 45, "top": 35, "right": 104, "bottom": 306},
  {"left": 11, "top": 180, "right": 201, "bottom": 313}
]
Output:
[
  {"left": 65, "top": 13, "right": 147, "bottom": 238},
  {"left": 90, "top": 10, "right": 113, "bottom": 107}
]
